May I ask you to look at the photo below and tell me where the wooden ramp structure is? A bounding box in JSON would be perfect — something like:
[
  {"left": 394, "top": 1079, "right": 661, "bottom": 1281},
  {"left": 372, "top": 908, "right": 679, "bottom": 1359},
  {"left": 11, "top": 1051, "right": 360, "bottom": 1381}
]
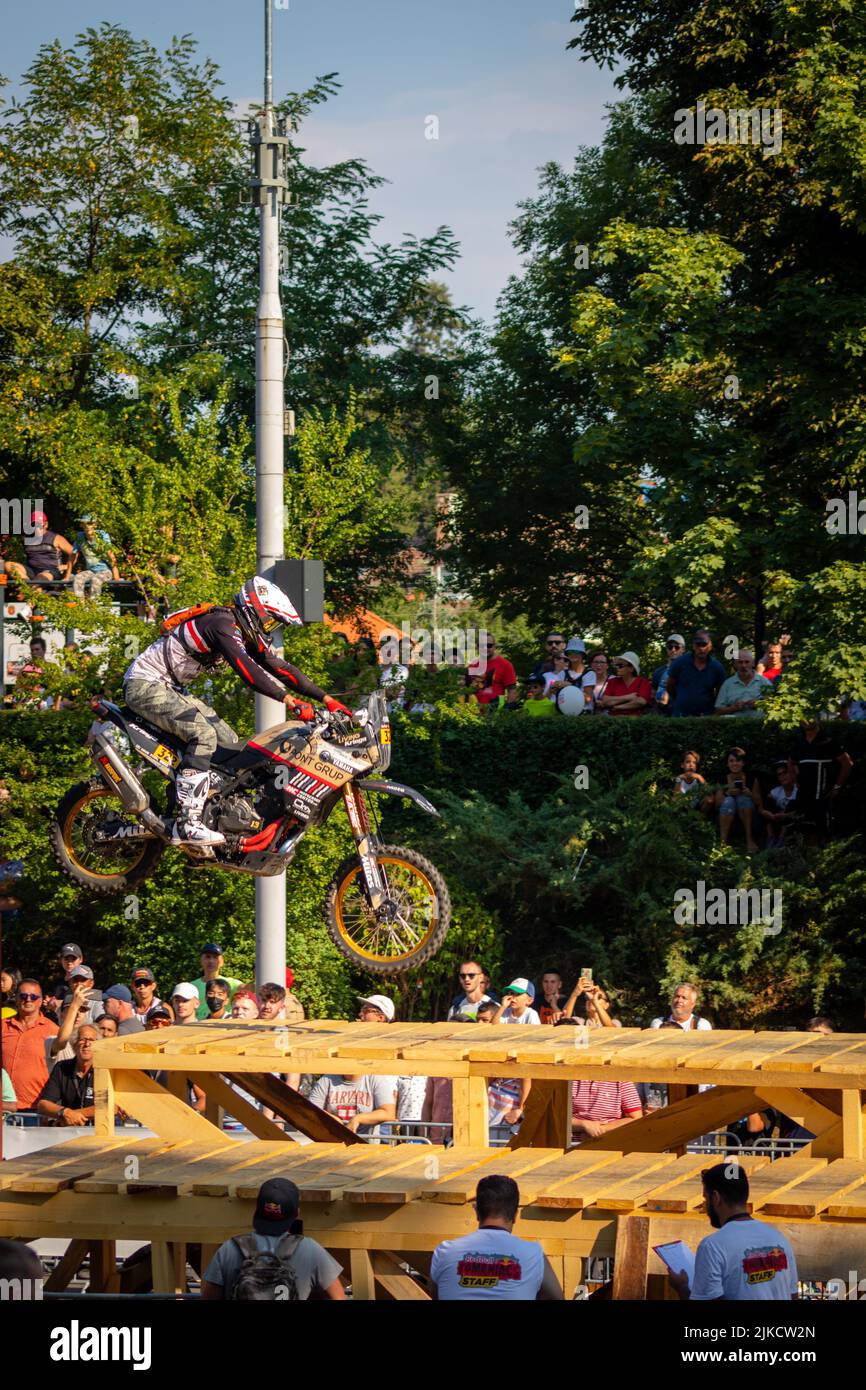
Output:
[
  {"left": 3, "top": 1021, "right": 865, "bottom": 1298},
  {"left": 91, "top": 1020, "right": 866, "bottom": 1158},
  {"left": 3, "top": 1137, "right": 866, "bottom": 1298}
]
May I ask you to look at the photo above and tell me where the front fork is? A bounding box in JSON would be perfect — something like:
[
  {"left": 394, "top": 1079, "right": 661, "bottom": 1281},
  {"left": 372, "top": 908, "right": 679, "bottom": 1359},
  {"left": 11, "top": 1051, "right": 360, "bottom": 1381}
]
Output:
[{"left": 342, "top": 783, "right": 387, "bottom": 910}]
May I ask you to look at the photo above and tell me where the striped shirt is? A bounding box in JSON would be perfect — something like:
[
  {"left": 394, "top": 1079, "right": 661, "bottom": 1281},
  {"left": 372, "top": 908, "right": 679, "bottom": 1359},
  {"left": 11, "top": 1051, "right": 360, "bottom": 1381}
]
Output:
[{"left": 572, "top": 1079, "right": 642, "bottom": 1122}]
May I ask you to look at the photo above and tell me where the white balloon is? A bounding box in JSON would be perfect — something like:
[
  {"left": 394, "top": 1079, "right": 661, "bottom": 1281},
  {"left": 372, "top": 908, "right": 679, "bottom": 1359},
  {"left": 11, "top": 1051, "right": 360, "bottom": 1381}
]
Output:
[{"left": 556, "top": 685, "right": 586, "bottom": 716}]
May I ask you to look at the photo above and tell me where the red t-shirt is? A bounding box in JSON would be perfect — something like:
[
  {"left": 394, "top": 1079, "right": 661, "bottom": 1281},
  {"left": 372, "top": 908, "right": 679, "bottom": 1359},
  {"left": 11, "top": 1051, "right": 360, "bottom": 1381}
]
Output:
[
  {"left": 604, "top": 675, "right": 653, "bottom": 715},
  {"left": 472, "top": 655, "right": 517, "bottom": 703}
]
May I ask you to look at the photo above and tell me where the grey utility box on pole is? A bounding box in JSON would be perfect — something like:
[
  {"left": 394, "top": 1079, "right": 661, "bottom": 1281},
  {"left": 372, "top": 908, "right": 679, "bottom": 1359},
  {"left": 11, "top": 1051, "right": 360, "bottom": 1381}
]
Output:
[{"left": 273, "top": 559, "right": 324, "bottom": 624}]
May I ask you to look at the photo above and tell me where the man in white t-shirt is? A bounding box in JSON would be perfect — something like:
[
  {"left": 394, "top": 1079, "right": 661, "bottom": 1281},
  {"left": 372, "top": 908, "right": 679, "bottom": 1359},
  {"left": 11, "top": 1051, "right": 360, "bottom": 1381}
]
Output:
[
  {"left": 308, "top": 1072, "right": 397, "bottom": 1140},
  {"left": 651, "top": 982, "right": 712, "bottom": 1031},
  {"left": 431, "top": 1175, "right": 563, "bottom": 1301},
  {"left": 669, "top": 1163, "right": 798, "bottom": 1302}
]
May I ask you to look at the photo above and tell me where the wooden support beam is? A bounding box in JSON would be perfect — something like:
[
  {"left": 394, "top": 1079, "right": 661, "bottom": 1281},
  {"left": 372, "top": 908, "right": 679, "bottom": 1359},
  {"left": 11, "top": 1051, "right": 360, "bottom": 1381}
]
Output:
[
  {"left": 612, "top": 1215, "right": 651, "bottom": 1300},
  {"left": 111, "top": 1069, "right": 233, "bottom": 1145},
  {"left": 452, "top": 1076, "right": 489, "bottom": 1148},
  {"left": 93, "top": 1068, "right": 116, "bottom": 1138},
  {"left": 222, "top": 1071, "right": 365, "bottom": 1145},
  {"left": 151, "top": 1241, "right": 186, "bottom": 1295},
  {"left": 370, "top": 1251, "right": 431, "bottom": 1300},
  {"left": 88, "top": 1241, "right": 119, "bottom": 1293},
  {"left": 579, "top": 1086, "right": 761, "bottom": 1153},
  {"left": 187, "top": 1072, "right": 294, "bottom": 1143},
  {"left": 752, "top": 1086, "right": 842, "bottom": 1138},
  {"left": 842, "top": 1090, "right": 865, "bottom": 1160},
  {"left": 44, "top": 1239, "right": 90, "bottom": 1292},
  {"left": 510, "top": 1080, "right": 571, "bottom": 1150},
  {"left": 349, "top": 1249, "right": 377, "bottom": 1301}
]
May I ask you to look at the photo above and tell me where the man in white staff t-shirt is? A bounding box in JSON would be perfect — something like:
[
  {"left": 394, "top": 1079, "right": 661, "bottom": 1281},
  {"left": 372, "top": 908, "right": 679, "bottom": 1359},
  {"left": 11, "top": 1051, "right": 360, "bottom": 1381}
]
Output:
[
  {"left": 431, "top": 1176, "right": 563, "bottom": 1301},
  {"left": 669, "top": 1163, "right": 798, "bottom": 1302}
]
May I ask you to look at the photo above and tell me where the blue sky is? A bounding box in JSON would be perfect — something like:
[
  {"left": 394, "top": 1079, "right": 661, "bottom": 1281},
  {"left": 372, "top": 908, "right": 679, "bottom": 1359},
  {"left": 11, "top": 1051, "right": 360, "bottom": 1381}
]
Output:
[{"left": 3, "top": 1, "right": 619, "bottom": 321}]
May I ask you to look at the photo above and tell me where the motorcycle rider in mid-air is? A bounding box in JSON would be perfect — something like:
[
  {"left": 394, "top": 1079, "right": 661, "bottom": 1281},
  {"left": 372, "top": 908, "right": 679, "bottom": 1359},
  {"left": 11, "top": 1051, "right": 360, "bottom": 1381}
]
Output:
[{"left": 123, "top": 576, "right": 352, "bottom": 847}]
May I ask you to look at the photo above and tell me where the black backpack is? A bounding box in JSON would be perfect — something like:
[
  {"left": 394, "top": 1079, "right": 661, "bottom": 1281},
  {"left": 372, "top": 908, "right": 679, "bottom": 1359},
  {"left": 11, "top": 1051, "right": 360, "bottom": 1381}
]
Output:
[{"left": 228, "top": 1233, "right": 302, "bottom": 1301}]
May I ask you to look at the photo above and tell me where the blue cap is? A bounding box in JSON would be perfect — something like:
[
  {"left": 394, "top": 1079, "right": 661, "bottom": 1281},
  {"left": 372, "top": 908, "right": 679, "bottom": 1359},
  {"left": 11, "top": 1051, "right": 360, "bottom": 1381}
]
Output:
[
  {"left": 103, "top": 984, "right": 132, "bottom": 1003},
  {"left": 201, "top": 943, "right": 223, "bottom": 955}
]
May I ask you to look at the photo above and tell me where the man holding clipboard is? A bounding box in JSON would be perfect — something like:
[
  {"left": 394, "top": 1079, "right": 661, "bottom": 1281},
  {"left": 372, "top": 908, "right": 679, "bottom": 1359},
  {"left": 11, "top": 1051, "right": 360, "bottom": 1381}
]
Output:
[{"left": 657, "top": 1164, "right": 798, "bottom": 1301}]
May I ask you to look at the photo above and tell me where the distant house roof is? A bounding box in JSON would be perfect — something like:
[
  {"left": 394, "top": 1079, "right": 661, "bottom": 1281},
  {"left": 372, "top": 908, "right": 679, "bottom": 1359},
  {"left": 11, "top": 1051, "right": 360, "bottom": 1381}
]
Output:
[{"left": 324, "top": 607, "right": 403, "bottom": 646}]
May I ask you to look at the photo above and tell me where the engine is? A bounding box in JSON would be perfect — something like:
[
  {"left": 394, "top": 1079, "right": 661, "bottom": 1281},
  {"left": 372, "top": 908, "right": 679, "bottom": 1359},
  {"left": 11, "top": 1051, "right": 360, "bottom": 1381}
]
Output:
[{"left": 212, "top": 793, "right": 265, "bottom": 836}]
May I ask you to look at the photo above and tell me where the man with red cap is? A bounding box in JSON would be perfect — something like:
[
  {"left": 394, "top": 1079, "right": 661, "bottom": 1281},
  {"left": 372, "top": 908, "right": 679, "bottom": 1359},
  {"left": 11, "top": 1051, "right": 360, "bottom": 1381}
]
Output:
[
  {"left": 201, "top": 1178, "right": 345, "bottom": 1299},
  {"left": 3, "top": 511, "right": 74, "bottom": 585}
]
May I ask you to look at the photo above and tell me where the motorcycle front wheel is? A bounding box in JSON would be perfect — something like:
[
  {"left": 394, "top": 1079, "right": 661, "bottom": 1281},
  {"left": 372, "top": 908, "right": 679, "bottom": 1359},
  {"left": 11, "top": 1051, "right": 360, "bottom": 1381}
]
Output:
[
  {"left": 51, "top": 781, "right": 164, "bottom": 895},
  {"left": 324, "top": 843, "right": 451, "bottom": 974}
]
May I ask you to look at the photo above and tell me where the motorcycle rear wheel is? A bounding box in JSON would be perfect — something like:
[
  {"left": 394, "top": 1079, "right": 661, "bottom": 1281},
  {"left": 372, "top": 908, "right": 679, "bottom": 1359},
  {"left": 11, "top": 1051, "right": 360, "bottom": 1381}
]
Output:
[
  {"left": 324, "top": 843, "right": 450, "bottom": 974},
  {"left": 51, "top": 781, "right": 164, "bottom": 895}
]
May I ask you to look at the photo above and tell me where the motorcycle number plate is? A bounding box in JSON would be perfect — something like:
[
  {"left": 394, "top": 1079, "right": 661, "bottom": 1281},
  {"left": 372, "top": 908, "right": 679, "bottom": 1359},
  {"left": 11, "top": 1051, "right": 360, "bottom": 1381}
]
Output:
[
  {"left": 380, "top": 725, "right": 391, "bottom": 745},
  {"left": 154, "top": 743, "right": 180, "bottom": 768}
]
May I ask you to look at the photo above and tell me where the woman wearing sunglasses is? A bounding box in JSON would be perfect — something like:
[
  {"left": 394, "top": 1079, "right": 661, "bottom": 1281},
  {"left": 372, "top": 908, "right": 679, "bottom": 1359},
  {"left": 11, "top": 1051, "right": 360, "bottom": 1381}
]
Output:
[{"left": 594, "top": 652, "right": 654, "bottom": 716}]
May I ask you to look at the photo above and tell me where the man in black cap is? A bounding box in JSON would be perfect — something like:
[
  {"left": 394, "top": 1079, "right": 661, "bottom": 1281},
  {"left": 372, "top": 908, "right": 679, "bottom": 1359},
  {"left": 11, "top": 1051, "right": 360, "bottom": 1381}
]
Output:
[
  {"left": 45, "top": 944, "right": 90, "bottom": 1018},
  {"left": 131, "top": 968, "right": 162, "bottom": 1024},
  {"left": 201, "top": 1179, "right": 345, "bottom": 1300},
  {"left": 102, "top": 985, "right": 144, "bottom": 1036}
]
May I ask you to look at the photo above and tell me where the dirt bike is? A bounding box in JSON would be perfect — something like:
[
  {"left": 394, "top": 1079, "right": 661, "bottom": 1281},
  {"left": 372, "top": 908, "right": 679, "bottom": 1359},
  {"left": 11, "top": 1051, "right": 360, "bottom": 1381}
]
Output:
[{"left": 51, "top": 690, "right": 451, "bottom": 974}]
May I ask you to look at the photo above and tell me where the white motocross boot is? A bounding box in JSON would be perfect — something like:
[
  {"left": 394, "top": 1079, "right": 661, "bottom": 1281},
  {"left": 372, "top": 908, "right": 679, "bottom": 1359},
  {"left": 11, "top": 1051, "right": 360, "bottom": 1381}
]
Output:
[{"left": 172, "top": 769, "right": 226, "bottom": 846}]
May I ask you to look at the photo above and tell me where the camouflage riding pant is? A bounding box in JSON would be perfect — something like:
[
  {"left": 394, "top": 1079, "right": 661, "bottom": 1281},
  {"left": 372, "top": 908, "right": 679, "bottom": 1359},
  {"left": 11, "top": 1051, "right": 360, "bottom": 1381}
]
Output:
[{"left": 124, "top": 678, "right": 240, "bottom": 771}]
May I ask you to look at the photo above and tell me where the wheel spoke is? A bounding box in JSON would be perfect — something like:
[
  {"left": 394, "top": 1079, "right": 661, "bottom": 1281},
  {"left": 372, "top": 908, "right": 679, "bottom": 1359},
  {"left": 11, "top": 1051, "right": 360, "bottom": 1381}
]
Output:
[{"left": 64, "top": 790, "right": 149, "bottom": 879}]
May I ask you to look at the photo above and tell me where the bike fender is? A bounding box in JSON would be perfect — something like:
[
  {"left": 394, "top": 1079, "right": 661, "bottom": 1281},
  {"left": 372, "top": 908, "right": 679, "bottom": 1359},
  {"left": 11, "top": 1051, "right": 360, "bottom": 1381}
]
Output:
[{"left": 362, "top": 779, "right": 440, "bottom": 817}]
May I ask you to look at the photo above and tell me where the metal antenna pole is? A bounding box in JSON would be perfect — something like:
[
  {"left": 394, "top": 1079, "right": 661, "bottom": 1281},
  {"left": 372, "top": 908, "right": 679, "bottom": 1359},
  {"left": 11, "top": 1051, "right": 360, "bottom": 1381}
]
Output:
[{"left": 253, "top": 0, "right": 289, "bottom": 991}]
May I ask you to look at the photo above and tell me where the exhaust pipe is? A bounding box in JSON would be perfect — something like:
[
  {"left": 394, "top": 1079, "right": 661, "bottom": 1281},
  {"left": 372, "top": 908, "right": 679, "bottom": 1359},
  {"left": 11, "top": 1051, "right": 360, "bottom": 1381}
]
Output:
[{"left": 91, "top": 734, "right": 149, "bottom": 814}]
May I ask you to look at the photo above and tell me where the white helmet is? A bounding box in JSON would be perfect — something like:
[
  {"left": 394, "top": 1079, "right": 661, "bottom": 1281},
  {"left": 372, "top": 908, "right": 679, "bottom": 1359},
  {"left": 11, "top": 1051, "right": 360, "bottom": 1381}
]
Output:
[{"left": 233, "top": 576, "right": 302, "bottom": 654}]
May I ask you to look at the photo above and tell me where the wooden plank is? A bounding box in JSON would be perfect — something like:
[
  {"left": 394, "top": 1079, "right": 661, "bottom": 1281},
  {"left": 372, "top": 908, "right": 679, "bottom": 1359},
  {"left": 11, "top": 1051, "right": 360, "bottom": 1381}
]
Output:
[
  {"left": 280, "top": 1144, "right": 445, "bottom": 1205},
  {"left": 815, "top": 1044, "right": 866, "bottom": 1076},
  {"left": 842, "top": 1089, "right": 865, "bottom": 1159},
  {"left": 221, "top": 1071, "right": 365, "bottom": 1145},
  {"left": 699, "top": 1033, "right": 814, "bottom": 1072},
  {"left": 418, "top": 1147, "right": 572, "bottom": 1203},
  {"left": 6, "top": 1139, "right": 176, "bottom": 1194},
  {"left": 743, "top": 1157, "right": 829, "bottom": 1212},
  {"left": 190, "top": 1142, "right": 342, "bottom": 1196},
  {"left": 577, "top": 1086, "right": 761, "bottom": 1154},
  {"left": 73, "top": 1140, "right": 202, "bottom": 1193},
  {"left": 596, "top": 1032, "right": 751, "bottom": 1067},
  {"left": 768, "top": 1037, "right": 866, "bottom": 1073},
  {"left": 534, "top": 1152, "right": 673, "bottom": 1210},
  {"left": 827, "top": 1183, "right": 866, "bottom": 1218},
  {"left": 452, "top": 1076, "right": 489, "bottom": 1147},
  {"left": 642, "top": 1154, "right": 772, "bottom": 1213},
  {"left": 760, "top": 1160, "right": 866, "bottom": 1218},
  {"left": 75, "top": 1142, "right": 238, "bottom": 1195},
  {"left": 592, "top": 1153, "right": 706, "bottom": 1212},
  {"left": 345, "top": 1148, "right": 498, "bottom": 1205}
]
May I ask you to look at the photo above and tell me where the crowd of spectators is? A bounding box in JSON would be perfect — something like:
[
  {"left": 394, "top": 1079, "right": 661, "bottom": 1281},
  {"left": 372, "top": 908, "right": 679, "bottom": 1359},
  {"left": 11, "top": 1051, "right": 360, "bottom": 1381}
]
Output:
[
  {"left": 455, "top": 626, "right": 864, "bottom": 724},
  {"left": 671, "top": 721, "right": 853, "bottom": 850}
]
